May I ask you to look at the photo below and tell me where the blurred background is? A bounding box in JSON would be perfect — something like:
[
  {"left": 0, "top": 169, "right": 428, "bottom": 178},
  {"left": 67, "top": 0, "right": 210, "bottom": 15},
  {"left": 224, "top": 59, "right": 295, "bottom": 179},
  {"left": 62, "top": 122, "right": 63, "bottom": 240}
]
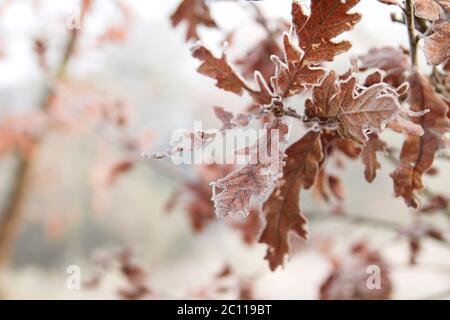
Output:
[{"left": 0, "top": 0, "right": 449, "bottom": 299}]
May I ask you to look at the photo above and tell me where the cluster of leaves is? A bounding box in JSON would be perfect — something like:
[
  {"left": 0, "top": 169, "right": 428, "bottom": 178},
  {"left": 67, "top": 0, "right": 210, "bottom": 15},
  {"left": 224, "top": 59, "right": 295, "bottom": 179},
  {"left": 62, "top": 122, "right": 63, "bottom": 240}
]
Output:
[{"left": 165, "top": 0, "right": 450, "bottom": 277}]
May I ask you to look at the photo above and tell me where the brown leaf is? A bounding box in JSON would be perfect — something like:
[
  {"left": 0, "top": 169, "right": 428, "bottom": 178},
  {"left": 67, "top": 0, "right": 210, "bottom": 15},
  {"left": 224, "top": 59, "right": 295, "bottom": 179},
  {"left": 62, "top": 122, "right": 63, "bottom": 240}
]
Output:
[
  {"left": 320, "top": 241, "right": 392, "bottom": 300},
  {"left": 213, "top": 106, "right": 234, "bottom": 130},
  {"left": 170, "top": 0, "right": 216, "bottom": 41},
  {"left": 388, "top": 115, "right": 425, "bottom": 136},
  {"left": 270, "top": 34, "right": 325, "bottom": 97},
  {"left": 361, "top": 134, "right": 387, "bottom": 182},
  {"left": 259, "top": 131, "right": 323, "bottom": 271},
  {"left": 313, "top": 169, "right": 345, "bottom": 202},
  {"left": 328, "top": 174, "right": 345, "bottom": 201},
  {"left": 391, "top": 72, "right": 450, "bottom": 208},
  {"left": 192, "top": 45, "right": 273, "bottom": 104},
  {"left": 292, "top": 0, "right": 361, "bottom": 63},
  {"left": 211, "top": 120, "right": 288, "bottom": 218},
  {"left": 235, "top": 37, "right": 283, "bottom": 83},
  {"left": 359, "top": 47, "right": 409, "bottom": 87},
  {"left": 233, "top": 209, "right": 262, "bottom": 245},
  {"left": 305, "top": 71, "right": 401, "bottom": 144},
  {"left": 424, "top": 19, "right": 450, "bottom": 66},
  {"left": 413, "top": 0, "right": 442, "bottom": 20}
]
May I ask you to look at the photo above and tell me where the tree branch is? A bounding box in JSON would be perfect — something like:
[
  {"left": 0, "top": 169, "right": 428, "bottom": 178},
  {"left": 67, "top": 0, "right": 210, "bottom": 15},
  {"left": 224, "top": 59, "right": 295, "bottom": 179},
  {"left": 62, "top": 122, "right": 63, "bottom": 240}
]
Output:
[{"left": 404, "top": 0, "right": 418, "bottom": 68}]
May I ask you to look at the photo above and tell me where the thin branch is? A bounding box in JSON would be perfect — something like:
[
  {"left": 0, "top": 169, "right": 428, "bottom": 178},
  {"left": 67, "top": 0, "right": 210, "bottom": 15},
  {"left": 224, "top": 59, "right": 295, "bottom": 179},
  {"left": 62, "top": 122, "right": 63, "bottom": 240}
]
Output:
[
  {"left": 404, "top": 0, "right": 418, "bottom": 68},
  {"left": 308, "top": 210, "right": 450, "bottom": 249}
]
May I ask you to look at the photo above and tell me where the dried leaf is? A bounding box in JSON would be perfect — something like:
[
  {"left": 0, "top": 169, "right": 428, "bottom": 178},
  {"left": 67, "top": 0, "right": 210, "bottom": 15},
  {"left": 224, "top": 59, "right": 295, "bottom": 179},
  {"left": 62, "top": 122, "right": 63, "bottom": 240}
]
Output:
[
  {"left": 413, "top": 0, "right": 442, "bottom": 20},
  {"left": 259, "top": 131, "right": 323, "bottom": 270},
  {"left": 270, "top": 34, "right": 326, "bottom": 97},
  {"left": 171, "top": 0, "right": 216, "bottom": 41},
  {"left": 292, "top": 0, "right": 361, "bottom": 63},
  {"left": 320, "top": 241, "right": 392, "bottom": 300},
  {"left": 388, "top": 115, "right": 425, "bottom": 136},
  {"left": 305, "top": 71, "right": 401, "bottom": 144},
  {"left": 391, "top": 72, "right": 450, "bottom": 208},
  {"left": 361, "top": 134, "right": 387, "bottom": 182},
  {"left": 211, "top": 120, "right": 287, "bottom": 218},
  {"left": 359, "top": 47, "right": 409, "bottom": 87},
  {"left": 213, "top": 106, "right": 234, "bottom": 130},
  {"left": 235, "top": 37, "right": 283, "bottom": 82},
  {"left": 424, "top": 19, "right": 450, "bottom": 66},
  {"left": 192, "top": 45, "right": 273, "bottom": 104}
]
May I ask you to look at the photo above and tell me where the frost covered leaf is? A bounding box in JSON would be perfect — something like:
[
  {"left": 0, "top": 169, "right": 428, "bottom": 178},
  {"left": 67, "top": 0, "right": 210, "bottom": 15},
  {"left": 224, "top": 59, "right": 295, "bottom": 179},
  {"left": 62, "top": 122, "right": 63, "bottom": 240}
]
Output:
[
  {"left": 388, "top": 115, "right": 425, "bottom": 136},
  {"left": 213, "top": 106, "right": 234, "bottom": 130},
  {"left": 235, "top": 37, "right": 283, "bottom": 83},
  {"left": 391, "top": 72, "right": 450, "bottom": 208},
  {"left": 211, "top": 120, "right": 288, "bottom": 218},
  {"left": 305, "top": 71, "right": 401, "bottom": 144},
  {"left": 413, "top": 0, "right": 443, "bottom": 20},
  {"left": 271, "top": 34, "right": 325, "bottom": 97},
  {"left": 361, "top": 134, "right": 386, "bottom": 183},
  {"left": 320, "top": 241, "right": 392, "bottom": 300},
  {"left": 424, "top": 19, "right": 450, "bottom": 66},
  {"left": 170, "top": 0, "right": 216, "bottom": 41},
  {"left": 192, "top": 45, "right": 273, "bottom": 104},
  {"left": 259, "top": 131, "right": 323, "bottom": 271},
  {"left": 359, "top": 47, "right": 409, "bottom": 87},
  {"left": 292, "top": 0, "right": 361, "bottom": 63},
  {"left": 211, "top": 164, "right": 276, "bottom": 218}
]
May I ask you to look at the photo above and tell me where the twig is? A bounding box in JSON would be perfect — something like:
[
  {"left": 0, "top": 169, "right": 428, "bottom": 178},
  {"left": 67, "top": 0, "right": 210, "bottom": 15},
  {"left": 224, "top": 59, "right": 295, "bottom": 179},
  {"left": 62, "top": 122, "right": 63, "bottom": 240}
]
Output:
[
  {"left": 308, "top": 210, "right": 450, "bottom": 249},
  {"left": 404, "top": 0, "right": 418, "bottom": 68}
]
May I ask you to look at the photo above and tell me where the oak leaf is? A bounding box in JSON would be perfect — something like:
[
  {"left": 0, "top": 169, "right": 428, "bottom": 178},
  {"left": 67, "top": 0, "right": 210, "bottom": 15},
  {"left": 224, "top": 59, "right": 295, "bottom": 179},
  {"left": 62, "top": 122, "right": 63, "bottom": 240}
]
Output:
[
  {"left": 270, "top": 34, "right": 326, "bottom": 97},
  {"left": 192, "top": 45, "right": 273, "bottom": 104},
  {"left": 424, "top": 19, "right": 450, "bottom": 66},
  {"left": 359, "top": 47, "right": 409, "bottom": 87},
  {"left": 391, "top": 72, "right": 450, "bottom": 208},
  {"left": 292, "top": 0, "right": 361, "bottom": 63},
  {"left": 170, "top": 0, "right": 216, "bottom": 41},
  {"left": 211, "top": 120, "right": 288, "bottom": 218},
  {"left": 361, "top": 133, "right": 387, "bottom": 183},
  {"left": 320, "top": 241, "right": 392, "bottom": 300},
  {"left": 413, "top": 0, "right": 443, "bottom": 20},
  {"left": 259, "top": 131, "right": 323, "bottom": 271},
  {"left": 305, "top": 71, "right": 401, "bottom": 144}
]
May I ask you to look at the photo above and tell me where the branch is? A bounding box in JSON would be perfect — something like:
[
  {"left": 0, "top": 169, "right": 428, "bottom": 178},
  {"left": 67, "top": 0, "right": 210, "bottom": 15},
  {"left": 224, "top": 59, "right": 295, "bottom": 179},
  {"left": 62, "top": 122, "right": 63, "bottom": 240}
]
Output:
[
  {"left": 404, "top": 0, "right": 418, "bottom": 68},
  {"left": 308, "top": 210, "right": 450, "bottom": 249}
]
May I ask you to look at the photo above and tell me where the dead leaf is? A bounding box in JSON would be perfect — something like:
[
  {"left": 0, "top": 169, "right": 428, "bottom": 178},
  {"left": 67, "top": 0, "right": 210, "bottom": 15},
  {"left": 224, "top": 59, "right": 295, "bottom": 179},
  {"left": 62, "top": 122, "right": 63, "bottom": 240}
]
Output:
[
  {"left": 424, "top": 19, "right": 450, "bottom": 66},
  {"left": 361, "top": 134, "right": 387, "bottom": 182},
  {"left": 192, "top": 45, "right": 273, "bottom": 104},
  {"left": 305, "top": 71, "right": 401, "bottom": 144},
  {"left": 292, "top": 0, "right": 361, "bottom": 63},
  {"left": 413, "top": 0, "right": 442, "bottom": 20},
  {"left": 359, "top": 47, "right": 409, "bottom": 87},
  {"left": 270, "top": 34, "right": 325, "bottom": 97},
  {"left": 170, "top": 0, "right": 216, "bottom": 41},
  {"left": 259, "top": 131, "right": 323, "bottom": 270},
  {"left": 391, "top": 72, "right": 450, "bottom": 208},
  {"left": 320, "top": 241, "right": 392, "bottom": 300}
]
